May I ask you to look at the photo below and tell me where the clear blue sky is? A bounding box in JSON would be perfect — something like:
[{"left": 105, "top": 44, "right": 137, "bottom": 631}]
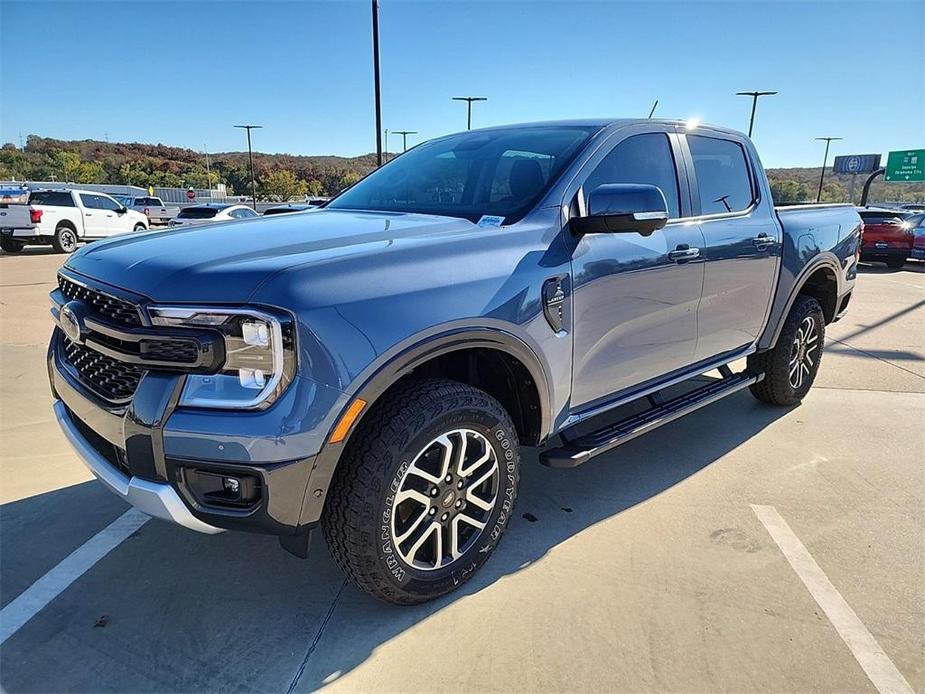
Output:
[{"left": 1, "top": 0, "right": 922, "bottom": 167}]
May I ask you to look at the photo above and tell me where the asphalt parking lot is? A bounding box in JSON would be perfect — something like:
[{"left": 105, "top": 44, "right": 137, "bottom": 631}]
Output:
[{"left": 1, "top": 248, "right": 923, "bottom": 693}]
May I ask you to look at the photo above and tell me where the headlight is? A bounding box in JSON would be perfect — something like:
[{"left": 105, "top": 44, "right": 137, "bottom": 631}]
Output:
[{"left": 148, "top": 306, "right": 296, "bottom": 409}]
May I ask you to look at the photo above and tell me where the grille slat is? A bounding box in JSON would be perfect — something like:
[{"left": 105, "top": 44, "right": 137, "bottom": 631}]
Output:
[
  {"left": 58, "top": 275, "right": 142, "bottom": 327},
  {"left": 64, "top": 337, "right": 144, "bottom": 402}
]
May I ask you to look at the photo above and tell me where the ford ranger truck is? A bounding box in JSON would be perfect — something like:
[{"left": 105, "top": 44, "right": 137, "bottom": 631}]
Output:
[{"left": 48, "top": 120, "right": 861, "bottom": 604}]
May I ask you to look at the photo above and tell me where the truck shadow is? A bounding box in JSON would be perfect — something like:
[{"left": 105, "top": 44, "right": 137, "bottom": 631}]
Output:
[{"left": 0, "top": 389, "right": 790, "bottom": 692}]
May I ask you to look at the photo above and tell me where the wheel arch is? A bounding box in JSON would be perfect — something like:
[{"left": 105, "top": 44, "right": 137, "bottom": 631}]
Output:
[
  {"left": 758, "top": 254, "right": 841, "bottom": 350},
  {"left": 297, "top": 327, "right": 553, "bottom": 528}
]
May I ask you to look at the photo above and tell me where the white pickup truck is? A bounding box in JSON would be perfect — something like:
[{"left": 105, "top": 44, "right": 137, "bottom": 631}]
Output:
[
  {"left": 0, "top": 189, "right": 149, "bottom": 254},
  {"left": 113, "top": 195, "right": 180, "bottom": 226}
]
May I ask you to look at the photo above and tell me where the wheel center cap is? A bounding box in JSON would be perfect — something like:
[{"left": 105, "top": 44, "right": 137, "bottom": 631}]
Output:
[{"left": 441, "top": 490, "right": 456, "bottom": 508}]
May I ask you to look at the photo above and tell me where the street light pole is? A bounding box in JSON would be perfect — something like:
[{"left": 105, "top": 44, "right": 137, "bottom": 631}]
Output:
[
  {"left": 372, "top": 0, "right": 383, "bottom": 167},
  {"left": 234, "top": 124, "right": 262, "bottom": 210},
  {"left": 815, "top": 136, "right": 843, "bottom": 203},
  {"left": 452, "top": 96, "right": 487, "bottom": 130},
  {"left": 735, "top": 91, "right": 777, "bottom": 138},
  {"left": 393, "top": 130, "right": 417, "bottom": 152}
]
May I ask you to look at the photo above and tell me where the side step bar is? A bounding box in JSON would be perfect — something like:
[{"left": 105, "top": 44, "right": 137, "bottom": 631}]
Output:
[{"left": 539, "top": 370, "right": 762, "bottom": 468}]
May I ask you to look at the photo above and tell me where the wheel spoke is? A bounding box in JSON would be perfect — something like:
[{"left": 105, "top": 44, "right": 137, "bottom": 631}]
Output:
[
  {"left": 395, "top": 488, "right": 431, "bottom": 508},
  {"left": 458, "top": 441, "right": 491, "bottom": 477},
  {"left": 406, "top": 521, "right": 440, "bottom": 567},
  {"left": 393, "top": 506, "right": 429, "bottom": 544},
  {"left": 804, "top": 351, "right": 815, "bottom": 368},
  {"left": 452, "top": 431, "right": 468, "bottom": 476}
]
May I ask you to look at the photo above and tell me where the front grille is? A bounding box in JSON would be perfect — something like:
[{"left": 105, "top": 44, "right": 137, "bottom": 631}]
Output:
[
  {"left": 64, "top": 337, "right": 144, "bottom": 402},
  {"left": 58, "top": 274, "right": 143, "bottom": 327}
]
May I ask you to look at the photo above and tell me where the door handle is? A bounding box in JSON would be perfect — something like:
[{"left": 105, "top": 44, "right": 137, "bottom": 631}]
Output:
[
  {"left": 668, "top": 245, "right": 701, "bottom": 262},
  {"left": 85, "top": 213, "right": 93, "bottom": 217},
  {"left": 753, "top": 233, "right": 771, "bottom": 249}
]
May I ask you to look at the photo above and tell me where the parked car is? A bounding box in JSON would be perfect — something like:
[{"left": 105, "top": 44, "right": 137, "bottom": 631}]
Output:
[
  {"left": 113, "top": 195, "right": 180, "bottom": 226},
  {"left": 47, "top": 120, "right": 860, "bottom": 604},
  {"left": 0, "top": 189, "right": 148, "bottom": 253},
  {"left": 857, "top": 207, "right": 914, "bottom": 268},
  {"left": 906, "top": 213, "right": 925, "bottom": 261},
  {"left": 263, "top": 204, "right": 317, "bottom": 216},
  {"left": 167, "top": 203, "right": 259, "bottom": 227}
]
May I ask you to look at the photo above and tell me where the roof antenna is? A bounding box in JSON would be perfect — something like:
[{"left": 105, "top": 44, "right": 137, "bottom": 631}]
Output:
[{"left": 648, "top": 100, "right": 658, "bottom": 119}]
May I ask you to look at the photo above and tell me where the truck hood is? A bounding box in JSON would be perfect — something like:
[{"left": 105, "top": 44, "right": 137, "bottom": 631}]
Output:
[{"left": 65, "top": 209, "right": 476, "bottom": 302}]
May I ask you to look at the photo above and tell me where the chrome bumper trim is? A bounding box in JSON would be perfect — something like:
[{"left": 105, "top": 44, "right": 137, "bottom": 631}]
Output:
[{"left": 53, "top": 400, "right": 223, "bottom": 535}]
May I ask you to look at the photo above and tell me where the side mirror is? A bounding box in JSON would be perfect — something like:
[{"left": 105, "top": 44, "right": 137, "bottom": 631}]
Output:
[
  {"left": 117, "top": 207, "right": 127, "bottom": 214},
  {"left": 571, "top": 183, "right": 669, "bottom": 236}
]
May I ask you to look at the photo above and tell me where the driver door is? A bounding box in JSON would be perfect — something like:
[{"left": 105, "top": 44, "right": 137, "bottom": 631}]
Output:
[{"left": 570, "top": 131, "right": 705, "bottom": 410}]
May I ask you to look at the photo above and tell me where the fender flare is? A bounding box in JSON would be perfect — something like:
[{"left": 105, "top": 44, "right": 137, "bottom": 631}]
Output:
[
  {"left": 758, "top": 253, "right": 843, "bottom": 350},
  {"left": 296, "top": 326, "right": 553, "bottom": 527}
]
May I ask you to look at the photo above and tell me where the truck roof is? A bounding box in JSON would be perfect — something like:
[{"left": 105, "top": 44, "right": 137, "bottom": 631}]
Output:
[{"left": 465, "top": 118, "right": 747, "bottom": 139}]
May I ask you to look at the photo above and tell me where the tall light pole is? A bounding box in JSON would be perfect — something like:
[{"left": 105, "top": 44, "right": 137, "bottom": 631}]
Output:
[
  {"left": 815, "top": 136, "right": 842, "bottom": 203},
  {"left": 393, "top": 130, "right": 417, "bottom": 152},
  {"left": 736, "top": 91, "right": 777, "bottom": 138},
  {"left": 372, "top": 0, "right": 383, "bottom": 167},
  {"left": 234, "top": 124, "right": 262, "bottom": 210},
  {"left": 452, "top": 96, "right": 487, "bottom": 130}
]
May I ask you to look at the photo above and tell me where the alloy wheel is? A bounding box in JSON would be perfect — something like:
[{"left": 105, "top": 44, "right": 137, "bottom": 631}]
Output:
[
  {"left": 789, "top": 315, "right": 819, "bottom": 389},
  {"left": 390, "top": 428, "right": 500, "bottom": 571}
]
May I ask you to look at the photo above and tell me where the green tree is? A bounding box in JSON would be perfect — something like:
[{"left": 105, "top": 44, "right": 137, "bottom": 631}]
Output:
[
  {"left": 305, "top": 178, "right": 324, "bottom": 197},
  {"left": 260, "top": 169, "right": 308, "bottom": 201},
  {"left": 337, "top": 171, "right": 362, "bottom": 192}
]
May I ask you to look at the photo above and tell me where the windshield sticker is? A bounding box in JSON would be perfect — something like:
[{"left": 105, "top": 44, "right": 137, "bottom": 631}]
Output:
[{"left": 477, "top": 215, "right": 505, "bottom": 228}]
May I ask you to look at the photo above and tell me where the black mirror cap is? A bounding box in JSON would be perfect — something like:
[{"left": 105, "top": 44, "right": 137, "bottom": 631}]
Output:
[{"left": 571, "top": 183, "right": 669, "bottom": 236}]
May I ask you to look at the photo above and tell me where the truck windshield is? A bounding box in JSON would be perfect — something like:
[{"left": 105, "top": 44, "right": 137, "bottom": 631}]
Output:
[{"left": 327, "top": 125, "right": 597, "bottom": 224}]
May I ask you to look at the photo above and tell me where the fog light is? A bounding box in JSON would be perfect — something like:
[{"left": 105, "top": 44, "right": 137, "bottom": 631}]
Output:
[{"left": 222, "top": 477, "right": 240, "bottom": 494}]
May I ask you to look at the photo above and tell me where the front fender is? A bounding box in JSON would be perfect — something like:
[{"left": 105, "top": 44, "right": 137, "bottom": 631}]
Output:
[{"left": 295, "top": 323, "right": 554, "bottom": 527}]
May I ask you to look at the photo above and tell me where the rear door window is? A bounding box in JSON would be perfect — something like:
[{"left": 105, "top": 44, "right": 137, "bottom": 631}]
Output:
[
  {"left": 688, "top": 135, "right": 755, "bottom": 215},
  {"left": 29, "top": 191, "right": 75, "bottom": 207}
]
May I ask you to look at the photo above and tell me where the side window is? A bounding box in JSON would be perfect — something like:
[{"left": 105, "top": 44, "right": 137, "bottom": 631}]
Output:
[
  {"left": 239, "top": 208, "right": 257, "bottom": 218},
  {"left": 688, "top": 135, "right": 754, "bottom": 215},
  {"left": 584, "top": 133, "right": 681, "bottom": 219},
  {"left": 97, "top": 196, "right": 121, "bottom": 211},
  {"left": 79, "top": 194, "right": 100, "bottom": 209}
]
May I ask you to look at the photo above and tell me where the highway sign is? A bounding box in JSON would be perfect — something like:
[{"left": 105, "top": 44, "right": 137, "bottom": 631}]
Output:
[
  {"left": 884, "top": 150, "right": 924, "bottom": 182},
  {"left": 833, "top": 154, "right": 880, "bottom": 174}
]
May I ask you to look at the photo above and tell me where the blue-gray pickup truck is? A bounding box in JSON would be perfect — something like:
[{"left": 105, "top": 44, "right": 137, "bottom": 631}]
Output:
[{"left": 48, "top": 120, "right": 861, "bottom": 604}]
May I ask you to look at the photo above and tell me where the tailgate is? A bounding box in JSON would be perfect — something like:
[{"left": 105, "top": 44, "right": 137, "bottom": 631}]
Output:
[{"left": 0, "top": 205, "right": 34, "bottom": 230}]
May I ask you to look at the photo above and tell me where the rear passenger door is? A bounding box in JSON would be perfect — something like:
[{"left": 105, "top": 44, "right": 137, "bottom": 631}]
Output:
[{"left": 683, "top": 134, "right": 780, "bottom": 361}]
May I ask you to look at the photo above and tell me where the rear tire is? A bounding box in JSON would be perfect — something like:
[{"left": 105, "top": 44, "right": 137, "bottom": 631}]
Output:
[
  {"left": 748, "top": 295, "right": 825, "bottom": 406},
  {"left": 0, "top": 237, "right": 24, "bottom": 253},
  {"left": 52, "top": 225, "right": 78, "bottom": 254},
  {"left": 886, "top": 257, "right": 905, "bottom": 269},
  {"left": 322, "top": 378, "right": 520, "bottom": 605}
]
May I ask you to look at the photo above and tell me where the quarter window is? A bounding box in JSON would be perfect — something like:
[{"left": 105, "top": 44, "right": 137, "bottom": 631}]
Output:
[
  {"left": 584, "top": 133, "right": 681, "bottom": 219},
  {"left": 688, "top": 135, "right": 754, "bottom": 215}
]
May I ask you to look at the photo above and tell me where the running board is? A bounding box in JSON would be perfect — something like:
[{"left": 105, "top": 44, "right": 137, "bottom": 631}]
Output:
[{"left": 539, "top": 370, "right": 762, "bottom": 468}]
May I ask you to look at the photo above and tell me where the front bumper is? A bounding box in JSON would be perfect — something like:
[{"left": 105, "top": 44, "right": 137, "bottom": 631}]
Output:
[
  {"left": 48, "top": 330, "right": 329, "bottom": 536},
  {"left": 54, "top": 400, "right": 222, "bottom": 534}
]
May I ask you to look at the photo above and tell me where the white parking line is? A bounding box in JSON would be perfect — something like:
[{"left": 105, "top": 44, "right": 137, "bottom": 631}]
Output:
[
  {"left": 751, "top": 505, "right": 913, "bottom": 694},
  {"left": 0, "top": 509, "right": 149, "bottom": 645}
]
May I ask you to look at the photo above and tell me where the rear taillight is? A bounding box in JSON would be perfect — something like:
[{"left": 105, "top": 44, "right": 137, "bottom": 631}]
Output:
[
  {"left": 143, "top": 207, "right": 150, "bottom": 216},
  {"left": 29, "top": 208, "right": 43, "bottom": 224}
]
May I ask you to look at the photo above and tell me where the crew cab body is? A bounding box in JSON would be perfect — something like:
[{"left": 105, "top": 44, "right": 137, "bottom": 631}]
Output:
[
  {"left": 0, "top": 189, "right": 148, "bottom": 253},
  {"left": 857, "top": 207, "right": 914, "bottom": 268},
  {"left": 114, "top": 195, "right": 180, "bottom": 226},
  {"left": 47, "top": 120, "right": 860, "bottom": 601}
]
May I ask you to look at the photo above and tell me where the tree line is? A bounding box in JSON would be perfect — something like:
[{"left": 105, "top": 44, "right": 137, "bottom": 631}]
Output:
[{"left": 1, "top": 135, "right": 922, "bottom": 204}]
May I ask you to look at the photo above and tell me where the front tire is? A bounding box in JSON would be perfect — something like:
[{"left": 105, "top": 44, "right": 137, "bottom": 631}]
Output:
[
  {"left": 322, "top": 378, "right": 520, "bottom": 605},
  {"left": 133, "top": 223, "right": 147, "bottom": 232},
  {"left": 748, "top": 295, "right": 825, "bottom": 406},
  {"left": 52, "top": 225, "right": 78, "bottom": 254}
]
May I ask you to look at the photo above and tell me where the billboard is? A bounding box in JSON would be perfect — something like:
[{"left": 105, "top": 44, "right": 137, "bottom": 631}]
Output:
[{"left": 833, "top": 154, "right": 881, "bottom": 174}]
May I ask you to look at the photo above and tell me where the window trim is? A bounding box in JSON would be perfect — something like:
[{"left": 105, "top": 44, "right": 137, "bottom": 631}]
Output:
[{"left": 680, "top": 132, "right": 760, "bottom": 222}]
